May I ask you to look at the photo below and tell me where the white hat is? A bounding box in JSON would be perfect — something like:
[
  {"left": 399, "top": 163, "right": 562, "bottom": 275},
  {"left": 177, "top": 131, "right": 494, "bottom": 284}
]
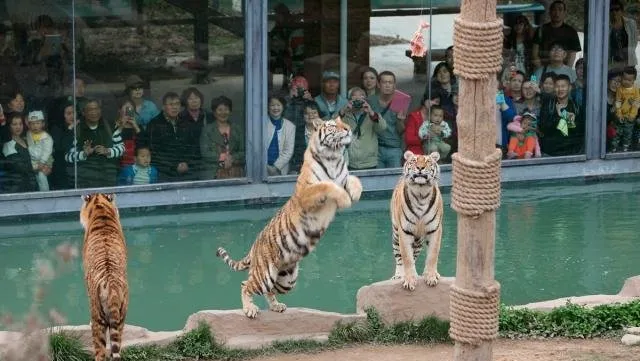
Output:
[{"left": 27, "top": 110, "right": 45, "bottom": 122}]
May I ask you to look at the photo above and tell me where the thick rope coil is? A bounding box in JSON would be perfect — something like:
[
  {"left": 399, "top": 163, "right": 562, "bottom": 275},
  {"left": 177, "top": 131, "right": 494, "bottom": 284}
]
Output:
[
  {"left": 449, "top": 281, "right": 501, "bottom": 345},
  {"left": 452, "top": 17, "right": 503, "bottom": 80},
  {"left": 450, "top": 149, "right": 502, "bottom": 219}
]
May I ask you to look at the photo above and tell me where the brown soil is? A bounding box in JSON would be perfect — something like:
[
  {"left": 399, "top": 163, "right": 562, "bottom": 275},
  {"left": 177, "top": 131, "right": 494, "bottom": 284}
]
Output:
[{"left": 252, "top": 338, "right": 639, "bottom": 361}]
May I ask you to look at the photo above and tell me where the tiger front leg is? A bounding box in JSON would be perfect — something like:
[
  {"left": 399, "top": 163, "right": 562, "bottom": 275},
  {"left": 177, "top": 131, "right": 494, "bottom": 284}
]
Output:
[
  {"left": 398, "top": 230, "right": 419, "bottom": 291},
  {"left": 300, "top": 181, "right": 352, "bottom": 211},
  {"left": 240, "top": 281, "right": 260, "bottom": 318},
  {"left": 345, "top": 175, "right": 363, "bottom": 203},
  {"left": 423, "top": 223, "right": 442, "bottom": 287}
]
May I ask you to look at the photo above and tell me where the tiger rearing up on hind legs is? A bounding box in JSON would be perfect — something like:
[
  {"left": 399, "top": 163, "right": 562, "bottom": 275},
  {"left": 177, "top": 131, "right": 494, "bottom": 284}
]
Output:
[
  {"left": 80, "top": 193, "right": 129, "bottom": 361},
  {"left": 390, "top": 150, "right": 444, "bottom": 291},
  {"left": 216, "top": 117, "right": 362, "bottom": 318}
]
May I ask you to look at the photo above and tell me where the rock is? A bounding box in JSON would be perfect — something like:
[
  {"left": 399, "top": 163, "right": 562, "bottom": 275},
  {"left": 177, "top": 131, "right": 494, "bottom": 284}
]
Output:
[
  {"left": 624, "top": 326, "right": 640, "bottom": 335},
  {"left": 621, "top": 333, "right": 640, "bottom": 346},
  {"left": 619, "top": 275, "right": 640, "bottom": 297},
  {"left": 356, "top": 276, "right": 454, "bottom": 324},
  {"left": 513, "top": 295, "right": 639, "bottom": 312},
  {"left": 184, "top": 308, "right": 365, "bottom": 349}
]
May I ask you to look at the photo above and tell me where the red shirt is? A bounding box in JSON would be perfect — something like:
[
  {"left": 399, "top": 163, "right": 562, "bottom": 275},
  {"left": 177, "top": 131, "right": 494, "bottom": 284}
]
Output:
[{"left": 404, "top": 109, "right": 425, "bottom": 155}]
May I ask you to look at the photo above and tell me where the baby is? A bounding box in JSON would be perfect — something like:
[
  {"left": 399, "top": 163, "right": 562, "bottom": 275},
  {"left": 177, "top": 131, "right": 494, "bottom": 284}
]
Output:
[
  {"left": 26, "top": 110, "right": 53, "bottom": 191},
  {"left": 118, "top": 145, "right": 159, "bottom": 185},
  {"left": 506, "top": 112, "right": 540, "bottom": 159},
  {"left": 418, "top": 105, "right": 452, "bottom": 161}
]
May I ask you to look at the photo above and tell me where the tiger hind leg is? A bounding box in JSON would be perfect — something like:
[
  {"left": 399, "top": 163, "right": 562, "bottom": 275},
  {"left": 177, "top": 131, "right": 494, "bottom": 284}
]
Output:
[
  {"left": 266, "top": 292, "right": 287, "bottom": 313},
  {"left": 240, "top": 280, "right": 260, "bottom": 318},
  {"left": 107, "top": 305, "right": 126, "bottom": 360},
  {"left": 266, "top": 263, "right": 299, "bottom": 312},
  {"left": 423, "top": 224, "right": 442, "bottom": 287},
  {"left": 90, "top": 319, "right": 108, "bottom": 361}
]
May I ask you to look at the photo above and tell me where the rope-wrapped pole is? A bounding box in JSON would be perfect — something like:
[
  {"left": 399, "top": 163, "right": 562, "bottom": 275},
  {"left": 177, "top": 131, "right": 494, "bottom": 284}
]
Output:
[{"left": 449, "top": 0, "right": 502, "bottom": 360}]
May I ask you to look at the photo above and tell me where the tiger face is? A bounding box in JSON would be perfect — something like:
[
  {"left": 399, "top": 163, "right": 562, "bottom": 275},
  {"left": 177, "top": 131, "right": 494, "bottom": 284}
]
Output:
[
  {"left": 403, "top": 151, "right": 440, "bottom": 186},
  {"left": 80, "top": 193, "right": 118, "bottom": 229},
  {"left": 310, "top": 117, "right": 352, "bottom": 151}
]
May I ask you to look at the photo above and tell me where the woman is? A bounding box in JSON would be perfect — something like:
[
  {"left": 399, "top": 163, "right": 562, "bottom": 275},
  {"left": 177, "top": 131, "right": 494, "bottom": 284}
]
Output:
[
  {"left": 609, "top": 0, "right": 638, "bottom": 70},
  {"left": 114, "top": 99, "right": 142, "bottom": 169},
  {"left": 265, "top": 94, "right": 295, "bottom": 176},
  {"left": 404, "top": 92, "right": 441, "bottom": 155},
  {"left": 49, "top": 102, "right": 77, "bottom": 190},
  {"left": 516, "top": 79, "right": 542, "bottom": 116},
  {"left": 124, "top": 74, "right": 160, "bottom": 130},
  {"left": 200, "top": 96, "right": 245, "bottom": 179},
  {"left": 360, "top": 67, "right": 379, "bottom": 96},
  {"left": 2, "top": 113, "right": 37, "bottom": 193},
  {"left": 503, "top": 14, "right": 536, "bottom": 76}
]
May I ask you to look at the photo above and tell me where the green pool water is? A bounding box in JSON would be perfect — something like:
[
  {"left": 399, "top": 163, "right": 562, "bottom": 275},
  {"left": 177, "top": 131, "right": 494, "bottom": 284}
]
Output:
[{"left": 1, "top": 177, "right": 639, "bottom": 331}]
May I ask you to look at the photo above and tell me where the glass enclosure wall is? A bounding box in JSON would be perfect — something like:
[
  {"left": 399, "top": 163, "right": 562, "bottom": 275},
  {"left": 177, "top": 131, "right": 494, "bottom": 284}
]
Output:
[{"left": 0, "top": 0, "right": 634, "bottom": 204}]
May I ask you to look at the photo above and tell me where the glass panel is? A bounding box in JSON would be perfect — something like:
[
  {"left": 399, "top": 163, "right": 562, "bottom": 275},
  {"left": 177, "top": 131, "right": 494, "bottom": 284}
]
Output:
[
  {"left": 605, "top": 0, "right": 640, "bottom": 154},
  {"left": 0, "top": 1, "right": 75, "bottom": 193},
  {"left": 62, "top": 0, "right": 246, "bottom": 190},
  {"left": 499, "top": 0, "right": 587, "bottom": 159}
]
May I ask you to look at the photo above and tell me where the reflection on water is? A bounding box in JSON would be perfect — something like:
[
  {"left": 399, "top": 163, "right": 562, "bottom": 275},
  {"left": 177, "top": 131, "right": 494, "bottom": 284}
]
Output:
[{"left": 1, "top": 178, "right": 639, "bottom": 330}]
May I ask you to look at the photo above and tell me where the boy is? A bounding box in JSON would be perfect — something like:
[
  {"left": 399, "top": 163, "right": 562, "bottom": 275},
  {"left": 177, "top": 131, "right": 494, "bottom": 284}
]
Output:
[
  {"left": 613, "top": 66, "right": 640, "bottom": 152},
  {"left": 418, "top": 105, "right": 452, "bottom": 161},
  {"left": 26, "top": 110, "right": 54, "bottom": 191},
  {"left": 118, "top": 145, "right": 159, "bottom": 185}
]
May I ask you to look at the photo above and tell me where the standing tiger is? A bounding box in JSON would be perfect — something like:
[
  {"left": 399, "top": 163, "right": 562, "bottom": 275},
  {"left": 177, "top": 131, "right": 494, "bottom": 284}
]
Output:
[
  {"left": 80, "top": 193, "right": 129, "bottom": 361},
  {"left": 216, "top": 117, "right": 362, "bottom": 318},
  {"left": 390, "top": 150, "right": 444, "bottom": 291}
]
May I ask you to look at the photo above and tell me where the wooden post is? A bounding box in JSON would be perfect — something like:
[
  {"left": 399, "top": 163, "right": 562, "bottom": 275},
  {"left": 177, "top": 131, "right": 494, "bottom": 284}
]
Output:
[{"left": 449, "top": 0, "right": 502, "bottom": 360}]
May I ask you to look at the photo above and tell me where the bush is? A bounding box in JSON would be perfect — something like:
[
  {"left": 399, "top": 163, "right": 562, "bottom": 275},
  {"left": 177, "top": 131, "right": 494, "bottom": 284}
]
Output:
[{"left": 49, "top": 332, "right": 92, "bottom": 361}]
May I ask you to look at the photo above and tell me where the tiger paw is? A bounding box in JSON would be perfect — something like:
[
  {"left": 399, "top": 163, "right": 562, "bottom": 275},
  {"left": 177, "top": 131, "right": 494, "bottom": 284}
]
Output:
[
  {"left": 423, "top": 270, "right": 440, "bottom": 287},
  {"left": 243, "top": 303, "right": 260, "bottom": 318},
  {"left": 402, "top": 274, "right": 418, "bottom": 291},
  {"left": 335, "top": 193, "right": 353, "bottom": 209},
  {"left": 390, "top": 274, "right": 402, "bottom": 281},
  {"left": 346, "top": 175, "right": 363, "bottom": 202},
  {"left": 269, "top": 301, "right": 287, "bottom": 313}
]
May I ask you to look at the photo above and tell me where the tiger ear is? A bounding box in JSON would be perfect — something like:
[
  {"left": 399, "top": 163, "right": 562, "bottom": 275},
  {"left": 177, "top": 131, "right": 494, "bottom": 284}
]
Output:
[
  {"left": 403, "top": 150, "right": 415, "bottom": 161},
  {"left": 105, "top": 193, "right": 116, "bottom": 202},
  {"left": 82, "top": 194, "right": 91, "bottom": 202},
  {"left": 429, "top": 151, "right": 440, "bottom": 162}
]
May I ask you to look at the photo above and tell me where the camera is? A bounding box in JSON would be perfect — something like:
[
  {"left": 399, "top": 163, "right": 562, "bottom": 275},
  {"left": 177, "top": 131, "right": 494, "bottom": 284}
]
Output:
[
  {"left": 125, "top": 107, "right": 134, "bottom": 118},
  {"left": 296, "top": 87, "right": 305, "bottom": 98},
  {"left": 352, "top": 99, "right": 364, "bottom": 109}
]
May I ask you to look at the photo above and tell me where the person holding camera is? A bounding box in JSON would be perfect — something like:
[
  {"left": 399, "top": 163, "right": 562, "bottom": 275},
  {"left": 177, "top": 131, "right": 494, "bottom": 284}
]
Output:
[
  {"left": 285, "top": 76, "right": 314, "bottom": 172},
  {"left": 342, "top": 87, "right": 387, "bottom": 170}
]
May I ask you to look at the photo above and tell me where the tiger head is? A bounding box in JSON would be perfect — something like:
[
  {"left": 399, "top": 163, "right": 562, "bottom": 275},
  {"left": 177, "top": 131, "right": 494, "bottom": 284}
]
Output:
[
  {"left": 309, "top": 117, "right": 352, "bottom": 152},
  {"left": 402, "top": 150, "right": 440, "bottom": 186},
  {"left": 80, "top": 193, "right": 119, "bottom": 230}
]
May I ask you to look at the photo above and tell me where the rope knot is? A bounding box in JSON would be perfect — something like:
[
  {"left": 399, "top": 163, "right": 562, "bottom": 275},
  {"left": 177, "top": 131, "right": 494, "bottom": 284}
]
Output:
[
  {"left": 450, "top": 149, "right": 502, "bottom": 219},
  {"left": 449, "top": 281, "right": 501, "bottom": 345},
  {"left": 453, "top": 17, "right": 503, "bottom": 79}
]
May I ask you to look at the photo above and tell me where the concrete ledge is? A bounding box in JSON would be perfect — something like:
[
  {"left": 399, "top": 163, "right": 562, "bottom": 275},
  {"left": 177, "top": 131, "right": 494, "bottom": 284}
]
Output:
[
  {"left": 513, "top": 295, "right": 639, "bottom": 312},
  {"left": 184, "top": 308, "right": 365, "bottom": 348},
  {"left": 356, "top": 276, "right": 455, "bottom": 323},
  {"left": 619, "top": 276, "right": 640, "bottom": 297}
]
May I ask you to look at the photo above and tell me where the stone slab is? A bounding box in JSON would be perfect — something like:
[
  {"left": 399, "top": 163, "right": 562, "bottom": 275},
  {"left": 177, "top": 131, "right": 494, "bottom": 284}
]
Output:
[
  {"left": 183, "top": 307, "right": 365, "bottom": 345},
  {"left": 356, "top": 276, "right": 454, "bottom": 324},
  {"left": 513, "top": 295, "right": 639, "bottom": 312},
  {"left": 624, "top": 327, "right": 640, "bottom": 335},
  {"left": 621, "top": 333, "right": 640, "bottom": 346},
  {"left": 226, "top": 333, "right": 329, "bottom": 349},
  {"left": 619, "top": 276, "right": 640, "bottom": 297}
]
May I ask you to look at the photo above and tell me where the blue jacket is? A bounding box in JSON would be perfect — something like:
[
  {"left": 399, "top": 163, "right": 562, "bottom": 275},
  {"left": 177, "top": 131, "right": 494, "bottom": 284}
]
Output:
[
  {"left": 118, "top": 164, "right": 159, "bottom": 185},
  {"left": 499, "top": 96, "right": 517, "bottom": 147}
]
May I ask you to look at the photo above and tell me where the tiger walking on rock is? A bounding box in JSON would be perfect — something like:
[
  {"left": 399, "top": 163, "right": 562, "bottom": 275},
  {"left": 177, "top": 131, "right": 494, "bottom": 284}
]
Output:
[
  {"left": 216, "top": 118, "right": 362, "bottom": 318},
  {"left": 390, "top": 151, "right": 444, "bottom": 291},
  {"left": 80, "top": 193, "right": 129, "bottom": 361}
]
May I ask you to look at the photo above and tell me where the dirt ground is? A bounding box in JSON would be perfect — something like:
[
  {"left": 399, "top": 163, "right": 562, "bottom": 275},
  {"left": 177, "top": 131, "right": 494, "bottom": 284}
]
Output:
[{"left": 252, "top": 338, "right": 640, "bottom": 361}]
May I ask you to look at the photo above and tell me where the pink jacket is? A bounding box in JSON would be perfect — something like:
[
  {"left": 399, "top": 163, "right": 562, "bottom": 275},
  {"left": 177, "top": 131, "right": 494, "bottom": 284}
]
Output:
[{"left": 507, "top": 116, "right": 542, "bottom": 158}]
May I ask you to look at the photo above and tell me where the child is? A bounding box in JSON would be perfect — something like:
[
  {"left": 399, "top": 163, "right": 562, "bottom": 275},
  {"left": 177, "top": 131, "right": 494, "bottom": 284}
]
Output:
[
  {"left": 303, "top": 100, "right": 321, "bottom": 146},
  {"left": 613, "top": 66, "right": 640, "bottom": 152},
  {"left": 418, "top": 104, "right": 452, "bottom": 161},
  {"left": 506, "top": 112, "right": 540, "bottom": 159},
  {"left": 118, "top": 145, "right": 159, "bottom": 185},
  {"left": 26, "top": 110, "right": 53, "bottom": 191}
]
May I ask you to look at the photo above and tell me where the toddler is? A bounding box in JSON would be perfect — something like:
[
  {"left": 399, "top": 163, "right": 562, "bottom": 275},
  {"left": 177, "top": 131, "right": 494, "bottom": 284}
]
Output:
[
  {"left": 118, "top": 145, "right": 159, "bottom": 185},
  {"left": 418, "top": 105, "right": 452, "bottom": 161},
  {"left": 303, "top": 101, "right": 321, "bottom": 146},
  {"left": 506, "top": 112, "right": 540, "bottom": 159},
  {"left": 26, "top": 110, "right": 53, "bottom": 191},
  {"left": 613, "top": 66, "right": 640, "bottom": 152}
]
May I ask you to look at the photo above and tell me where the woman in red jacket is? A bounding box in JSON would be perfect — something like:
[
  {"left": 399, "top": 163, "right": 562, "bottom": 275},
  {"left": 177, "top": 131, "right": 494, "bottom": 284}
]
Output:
[{"left": 404, "top": 92, "right": 441, "bottom": 155}]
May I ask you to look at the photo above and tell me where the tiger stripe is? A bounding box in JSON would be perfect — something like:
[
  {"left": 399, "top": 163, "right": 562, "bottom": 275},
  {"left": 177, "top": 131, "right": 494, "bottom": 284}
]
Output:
[
  {"left": 390, "top": 151, "right": 444, "bottom": 291},
  {"left": 80, "top": 193, "right": 129, "bottom": 361}
]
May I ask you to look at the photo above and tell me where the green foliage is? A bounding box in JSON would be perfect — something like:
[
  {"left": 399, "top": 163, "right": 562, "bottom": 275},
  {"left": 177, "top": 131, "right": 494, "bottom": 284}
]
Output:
[
  {"left": 499, "top": 300, "right": 640, "bottom": 338},
  {"left": 49, "top": 332, "right": 92, "bottom": 361}
]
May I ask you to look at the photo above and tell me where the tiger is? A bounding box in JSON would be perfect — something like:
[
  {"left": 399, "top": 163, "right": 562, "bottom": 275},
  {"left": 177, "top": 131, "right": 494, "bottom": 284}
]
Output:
[
  {"left": 80, "top": 193, "right": 129, "bottom": 361},
  {"left": 216, "top": 117, "right": 362, "bottom": 318},
  {"left": 390, "top": 150, "right": 444, "bottom": 291}
]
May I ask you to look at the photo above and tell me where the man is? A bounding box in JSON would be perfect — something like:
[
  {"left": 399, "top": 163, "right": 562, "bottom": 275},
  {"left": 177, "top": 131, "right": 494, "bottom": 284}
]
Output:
[
  {"left": 367, "top": 70, "right": 407, "bottom": 168},
  {"left": 532, "top": 0, "right": 581, "bottom": 68},
  {"left": 532, "top": 42, "right": 578, "bottom": 84},
  {"left": 314, "top": 71, "right": 348, "bottom": 120}
]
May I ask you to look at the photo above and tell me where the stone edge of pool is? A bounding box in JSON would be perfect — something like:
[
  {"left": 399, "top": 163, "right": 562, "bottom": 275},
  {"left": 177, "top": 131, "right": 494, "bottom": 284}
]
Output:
[{"left": 1, "top": 275, "right": 639, "bottom": 353}]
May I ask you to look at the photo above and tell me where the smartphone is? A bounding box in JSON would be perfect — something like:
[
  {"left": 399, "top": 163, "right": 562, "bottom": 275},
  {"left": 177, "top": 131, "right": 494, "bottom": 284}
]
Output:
[
  {"left": 45, "top": 34, "right": 62, "bottom": 56},
  {"left": 126, "top": 107, "right": 135, "bottom": 118}
]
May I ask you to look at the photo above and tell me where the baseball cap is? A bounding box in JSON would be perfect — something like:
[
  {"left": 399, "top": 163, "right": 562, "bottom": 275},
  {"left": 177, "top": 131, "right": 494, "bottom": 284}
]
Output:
[
  {"left": 322, "top": 71, "right": 340, "bottom": 81},
  {"left": 28, "top": 110, "right": 45, "bottom": 122}
]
